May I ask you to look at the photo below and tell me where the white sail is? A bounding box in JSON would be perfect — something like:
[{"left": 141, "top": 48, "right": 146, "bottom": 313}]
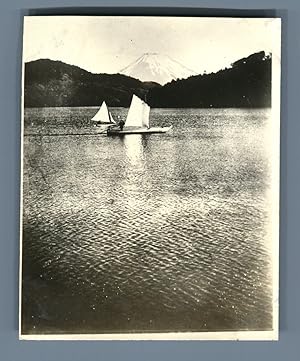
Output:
[
  {"left": 125, "top": 94, "right": 150, "bottom": 128},
  {"left": 108, "top": 111, "right": 115, "bottom": 124},
  {"left": 91, "top": 101, "right": 115, "bottom": 123},
  {"left": 142, "top": 102, "right": 150, "bottom": 128}
]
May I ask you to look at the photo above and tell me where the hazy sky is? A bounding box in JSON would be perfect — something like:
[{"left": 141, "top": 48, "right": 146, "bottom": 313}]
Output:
[{"left": 23, "top": 16, "right": 280, "bottom": 74}]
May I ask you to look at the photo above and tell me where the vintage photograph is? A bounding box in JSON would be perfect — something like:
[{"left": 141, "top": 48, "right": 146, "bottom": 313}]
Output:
[{"left": 20, "top": 16, "right": 281, "bottom": 340}]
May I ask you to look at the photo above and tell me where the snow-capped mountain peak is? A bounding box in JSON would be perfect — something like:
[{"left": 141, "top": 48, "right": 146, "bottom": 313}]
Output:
[{"left": 119, "top": 53, "right": 197, "bottom": 85}]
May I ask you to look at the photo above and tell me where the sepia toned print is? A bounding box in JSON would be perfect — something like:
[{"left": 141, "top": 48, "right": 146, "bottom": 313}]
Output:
[{"left": 20, "top": 16, "right": 281, "bottom": 340}]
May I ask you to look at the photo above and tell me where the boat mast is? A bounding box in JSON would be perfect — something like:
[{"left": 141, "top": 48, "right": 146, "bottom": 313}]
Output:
[{"left": 108, "top": 107, "right": 112, "bottom": 123}]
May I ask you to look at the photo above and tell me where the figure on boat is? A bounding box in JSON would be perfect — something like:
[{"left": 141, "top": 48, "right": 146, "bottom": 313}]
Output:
[{"left": 119, "top": 118, "right": 125, "bottom": 131}]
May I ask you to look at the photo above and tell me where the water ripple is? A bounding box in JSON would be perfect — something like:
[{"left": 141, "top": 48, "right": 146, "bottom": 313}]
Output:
[{"left": 22, "top": 107, "right": 273, "bottom": 334}]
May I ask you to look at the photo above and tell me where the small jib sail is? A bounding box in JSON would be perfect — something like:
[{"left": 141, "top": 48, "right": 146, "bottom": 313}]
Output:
[
  {"left": 91, "top": 101, "right": 115, "bottom": 124},
  {"left": 124, "top": 95, "right": 150, "bottom": 128}
]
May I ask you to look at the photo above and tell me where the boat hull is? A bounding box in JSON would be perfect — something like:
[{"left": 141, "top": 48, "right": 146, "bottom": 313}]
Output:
[{"left": 107, "top": 126, "right": 172, "bottom": 136}]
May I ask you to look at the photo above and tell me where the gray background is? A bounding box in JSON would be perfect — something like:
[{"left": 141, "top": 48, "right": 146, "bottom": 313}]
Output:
[{"left": 0, "top": 1, "right": 297, "bottom": 360}]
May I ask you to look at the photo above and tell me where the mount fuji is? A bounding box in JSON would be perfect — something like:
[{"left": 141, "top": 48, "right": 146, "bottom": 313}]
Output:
[{"left": 119, "top": 53, "right": 197, "bottom": 85}]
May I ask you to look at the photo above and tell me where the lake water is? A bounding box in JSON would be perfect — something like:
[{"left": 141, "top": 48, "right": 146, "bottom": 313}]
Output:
[{"left": 21, "top": 107, "right": 273, "bottom": 334}]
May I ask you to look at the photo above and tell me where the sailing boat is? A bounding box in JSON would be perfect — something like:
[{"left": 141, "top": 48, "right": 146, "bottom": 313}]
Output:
[
  {"left": 91, "top": 101, "right": 116, "bottom": 125},
  {"left": 107, "top": 94, "right": 172, "bottom": 135}
]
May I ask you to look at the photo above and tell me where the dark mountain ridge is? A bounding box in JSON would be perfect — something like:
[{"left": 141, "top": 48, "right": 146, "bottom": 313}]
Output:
[
  {"left": 24, "top": 51, "right": 271, "bottom": 108},
  {"left": 24, "top": 59, "right": 160, "bottom": 108},
  {"left": 147, "top": 51, "right": 272, "bottom": 108}
]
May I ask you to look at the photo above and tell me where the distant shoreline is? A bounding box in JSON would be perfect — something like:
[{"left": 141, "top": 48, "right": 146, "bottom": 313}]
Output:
[
  {"left": 24, "top": 105, "right": 272, "bottom": 110},
  {"left": 24, "top": 52, "right": 271, "bottom": 109}
]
